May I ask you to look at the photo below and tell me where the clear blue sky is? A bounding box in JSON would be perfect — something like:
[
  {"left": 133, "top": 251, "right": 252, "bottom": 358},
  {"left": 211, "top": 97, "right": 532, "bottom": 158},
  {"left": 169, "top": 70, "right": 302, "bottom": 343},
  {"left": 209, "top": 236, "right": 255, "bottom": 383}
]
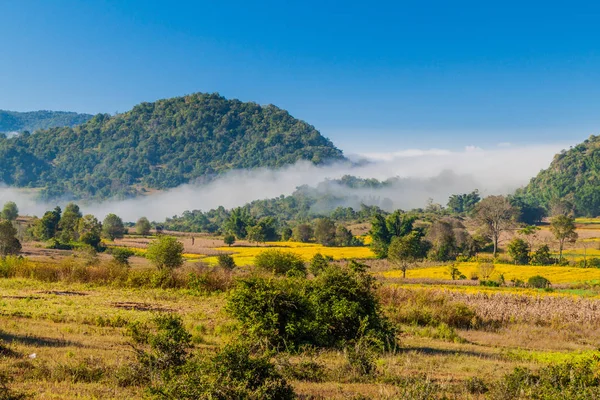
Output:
[{"left": 1, "top": 0, "right": 599, "bottom": 153}]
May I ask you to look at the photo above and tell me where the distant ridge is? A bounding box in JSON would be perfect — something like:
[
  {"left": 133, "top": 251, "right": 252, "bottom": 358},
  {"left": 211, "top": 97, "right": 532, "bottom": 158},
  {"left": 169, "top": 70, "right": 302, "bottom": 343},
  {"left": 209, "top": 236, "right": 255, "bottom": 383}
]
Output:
[
  {"left": 0, "top": 93, "right": 346, "bottom": 200},
  {"left": 0, "top": 110, "right": 93, "bottom": 134}
]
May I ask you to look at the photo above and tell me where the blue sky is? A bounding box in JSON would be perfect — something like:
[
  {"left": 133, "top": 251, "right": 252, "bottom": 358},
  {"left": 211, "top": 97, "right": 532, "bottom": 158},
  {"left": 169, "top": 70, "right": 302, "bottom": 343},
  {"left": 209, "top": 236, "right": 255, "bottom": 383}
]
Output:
[{"left": 1, "top": 0, "right": 599, "bottom": 153}]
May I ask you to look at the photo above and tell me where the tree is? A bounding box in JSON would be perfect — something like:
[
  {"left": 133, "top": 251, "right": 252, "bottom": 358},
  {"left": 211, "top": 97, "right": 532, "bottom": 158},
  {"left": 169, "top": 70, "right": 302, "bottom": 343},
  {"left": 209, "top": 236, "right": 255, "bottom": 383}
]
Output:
[
  {"left": 135, "top": 217, "right": 151, "bottom": 236},
  {"left": 34, "top": 207, "right": 62, "bottom": 241},
  {"left": 0, "top": 220, "right": 21, "bottom": 256},
  {"left": 1, "top": 202, "right": 18, "bottom": 221},
  {"left": 370, "top": 214, "right": 390, "bottom": 259},
  {"left": 309, "top": 253, "right": 330, "bottom": 276},
  {"left": 425, "top": 219, "right": 457, "bottom": 261},
  {"left": 102, "top": 213, "right": 126, "bottom": 240},
  {"left": 518, "top": 225, "right": 540, "bottom": 255},
  {"left": 247, "top": 224, "right": 266, "bottom": 245},
  {"left": 335, "top": 225, "right": 355, "bottom": 246},
  {"left": 473, "top": 196, "right": 517, "bottom": 258},
  {"left": 314, "top": 218, "right": 336, "bottom": 246},
  {"left": 111, "top": 247, "right": 134, "bottom": 266},
  {"left": 387, "top": 231, "right": 426, "bottom": 278},
  {"left": 77, "top": 214, "right": 102, "bottom": 249},
  {"left": 217, "top": 254, "right": 236, "bottom": 270},
  {"left": 224, "top": 208, "right": 254, "bottom": 239},
  {"left": 59, "top": 203, "right": 82, "bottom": 242},
  {"left": 254, "top": 250, "right": 306, "bottom": 276},
  {"left": 146, "top": 236, "right": 184, "bottom": 270},
  {"left": 550, "top": 215, "right": 578, "bottom": 262},
  {"left": 447, "top": 264, "right": 462, "bottom": 280},
  {"left": 223, "top": 234, "right": 236, "bottom": 247},
  {"left": 385, "top": 211, "right": 414, "bottom": 238},
  {"left": 447, "top": 190, "right": 480, "bottom": 214},
  {"left": 293, "top": 224, "right": 313, "bottom": 243},
  {"left": 507, "top": 238, "right": 530, "bottom": 265},
  {"left": 530, "top": 245, "right": 554, "bottom": 266}
]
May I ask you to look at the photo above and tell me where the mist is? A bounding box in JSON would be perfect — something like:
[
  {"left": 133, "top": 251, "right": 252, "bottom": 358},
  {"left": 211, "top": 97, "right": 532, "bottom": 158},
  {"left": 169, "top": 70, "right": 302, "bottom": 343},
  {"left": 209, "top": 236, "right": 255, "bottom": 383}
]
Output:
[{"left": 0, "top": 143, "right": 567, "bottom": 221}]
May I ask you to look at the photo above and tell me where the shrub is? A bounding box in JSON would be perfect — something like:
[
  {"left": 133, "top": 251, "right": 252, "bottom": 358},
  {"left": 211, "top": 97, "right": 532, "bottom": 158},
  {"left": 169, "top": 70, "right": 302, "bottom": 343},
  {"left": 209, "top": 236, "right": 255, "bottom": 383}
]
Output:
[
  {"left": 577, "top": 257, "right": 600, "bottom": 268},
  {"left": 254, "top": 250, "right": 306, "bottom": 276},
  {"left": 507, "top": 238, "right": 530, "bottom": 264},
  {"left": 308, "top": 253, "right": 329, "bottom": 276},
  {"left": 146, "top": 236, "right": 184, "bottom": 270},
  {"left": 110, "top": 247, "right": 135, "bottom": 266},
  {"left": 227, "top": 265, "right": 396, "bottom": 350},
  {"left": 217, "top": 254, "right": 236, "bottom": 270},
  {"left": 528, "top": 275, "right": 551, "bottom": 289},
  {"left": 530, "top": 245, "right": 555, "bottom": 266},
  {"left": 223, "top": 234, "right": 236, "bottom": 247},
  {"left": 478, "top": 262, "right": 495, "bottom": 280}
]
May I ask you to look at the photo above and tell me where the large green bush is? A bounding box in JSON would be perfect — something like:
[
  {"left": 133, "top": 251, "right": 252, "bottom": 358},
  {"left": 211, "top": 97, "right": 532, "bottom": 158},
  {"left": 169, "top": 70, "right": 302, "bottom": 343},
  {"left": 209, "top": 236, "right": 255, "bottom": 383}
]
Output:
[{"left": 227, "top": 265, "right": 396, "bottom": 350}]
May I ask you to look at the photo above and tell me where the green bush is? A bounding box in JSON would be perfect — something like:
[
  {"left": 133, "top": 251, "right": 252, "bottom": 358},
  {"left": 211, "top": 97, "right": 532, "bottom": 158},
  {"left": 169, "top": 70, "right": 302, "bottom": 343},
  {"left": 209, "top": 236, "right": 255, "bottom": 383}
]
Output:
[
  {"left": 254, "top": 250, "right": 306, "bottom": 276},
  {"left": 110, "top": 247, "right": 135, "bottom": 266},
  {"left": 308, "top": 253, "right": 329, "bottom": 276},
  {"left": 227, "top": 265, "right": 396, "bottom": 350},
  {"left": 528, "top": 275, "right": 551, "bottom": 289},
  {"left": 217, "top": 254, "right": 236, "bottom": 270},
  {"left": 146, "top": 236, "right": 184, "bottom": 270}
]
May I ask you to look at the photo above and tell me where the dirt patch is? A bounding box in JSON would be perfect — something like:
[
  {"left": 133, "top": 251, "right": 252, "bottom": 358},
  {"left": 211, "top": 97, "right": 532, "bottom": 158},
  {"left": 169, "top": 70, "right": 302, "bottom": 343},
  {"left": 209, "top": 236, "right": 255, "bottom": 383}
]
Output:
[
  {"left": 111, "top": 302, "right": 173, "bottom": 312},
  {"left": 41, "top": 291, "right": 88, "bottom": 296},
  {"left": 1, "top": 295, "right": 41, "bottom": 300}
]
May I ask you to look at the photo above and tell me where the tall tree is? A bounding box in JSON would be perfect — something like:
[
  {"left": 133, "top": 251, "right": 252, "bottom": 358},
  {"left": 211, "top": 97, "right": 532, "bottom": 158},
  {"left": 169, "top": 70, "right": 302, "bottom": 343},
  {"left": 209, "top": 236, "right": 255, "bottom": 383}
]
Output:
[
  {"left": 385, "top": 211, "right": 414, "bottom": 238},
  {"left": 59, "top": 202, "right": 82, "bottom": 242},
  {"left": 473, "top": 196, "right": 517, "bottom": 258},
  {"left": 387, "top": 231, "right": 427, "bottom": 278},
  {"left": 1, "top": 201, "right": 18, "bottom": 221},
  {"left": 34, "top": 207, "right": 61, "bottom": 241},
  {"left": 77, "top": 214, "right": 102, "bottom": 249},
  {"left": 549, "top": 215, "right": 578, "bottom": 262},
  {"left": 102, "top": 213, "right": 126, "bottom": 240},
  {"left": 0, "top": 220, "right": 21, "bottom": 256},
  {"left": 146, "top": 236, "right": 184, "bottom": 270},
  {"left": 135, "top": 217, "right": 151, "bottom": 236},
  {"left": 314, "top": 218, "right": 336, "bottom": 246},
  {"left": 370, "top": 214, "right": 390, "bottom": 259}
]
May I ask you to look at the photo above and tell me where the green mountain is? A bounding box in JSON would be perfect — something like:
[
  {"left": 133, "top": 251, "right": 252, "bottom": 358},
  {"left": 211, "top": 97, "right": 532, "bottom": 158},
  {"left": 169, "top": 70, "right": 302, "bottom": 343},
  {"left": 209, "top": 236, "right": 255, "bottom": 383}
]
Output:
[
  {"left": 518, "top": 135, "right": 600, "bottom": 216},
  {"left": 0, "top": 93, "right": 345, "bottom": 200},
  {"left": 0, "top": 110, "right": 92, "bottom": 134}
]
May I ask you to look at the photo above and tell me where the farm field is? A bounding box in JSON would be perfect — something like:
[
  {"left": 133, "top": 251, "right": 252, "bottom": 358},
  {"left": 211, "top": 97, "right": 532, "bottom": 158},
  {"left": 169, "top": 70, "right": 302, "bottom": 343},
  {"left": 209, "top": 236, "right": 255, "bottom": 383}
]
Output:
[{"left": 4, "top": 225, "right": 600, "bottom": 398}]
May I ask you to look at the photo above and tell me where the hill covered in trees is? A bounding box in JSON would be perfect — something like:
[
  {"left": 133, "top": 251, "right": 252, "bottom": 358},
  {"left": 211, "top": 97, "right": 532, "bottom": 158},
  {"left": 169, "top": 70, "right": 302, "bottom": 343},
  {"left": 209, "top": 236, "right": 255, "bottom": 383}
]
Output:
[
  {"left": 0, "top": 93, "right": 345, "bottom": 200},
  {"left": 0, "top": 110, "right": 92, "bottom": 134},
  {"left": 517, "top": 135, "right": 600, "bottom": 216}
]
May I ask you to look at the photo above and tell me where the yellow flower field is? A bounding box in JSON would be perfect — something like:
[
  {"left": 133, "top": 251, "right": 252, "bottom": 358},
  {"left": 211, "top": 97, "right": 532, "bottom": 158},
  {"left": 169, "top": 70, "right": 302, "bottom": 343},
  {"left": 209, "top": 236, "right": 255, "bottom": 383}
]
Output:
[
  {"left": 383, "top": 262, "right": 600, "bottom": 284},
  {"left": 205, "top": 241, "right": 375, "bottom": 265}
]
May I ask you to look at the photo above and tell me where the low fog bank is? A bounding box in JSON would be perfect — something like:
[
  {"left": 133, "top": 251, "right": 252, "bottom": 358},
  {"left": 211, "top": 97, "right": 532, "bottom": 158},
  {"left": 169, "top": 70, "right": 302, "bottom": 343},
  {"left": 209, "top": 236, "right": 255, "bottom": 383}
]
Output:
[{"left": 0, "top": 143, "right": 567, "bottom": 221}]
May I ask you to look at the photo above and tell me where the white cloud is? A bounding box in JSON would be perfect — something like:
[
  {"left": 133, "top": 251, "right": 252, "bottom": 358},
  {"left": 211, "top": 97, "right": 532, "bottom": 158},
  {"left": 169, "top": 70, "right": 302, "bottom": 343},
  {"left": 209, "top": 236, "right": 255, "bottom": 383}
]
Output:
[{"left": 0, "top": 142, "right": 570, "bottom": 222}]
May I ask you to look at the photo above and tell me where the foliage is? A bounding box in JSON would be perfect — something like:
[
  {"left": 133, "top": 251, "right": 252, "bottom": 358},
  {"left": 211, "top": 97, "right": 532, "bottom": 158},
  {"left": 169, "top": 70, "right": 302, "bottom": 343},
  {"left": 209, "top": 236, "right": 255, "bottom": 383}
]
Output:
[
  {"left": 550, "top": 215, "right": 578, "bottom": 261},
  {"left": 313, "top": 218, "right": 336, "bottom": 246},
  {"left": 473, "top": 195, "right": 517, "bottom": 257},
  {"left": 308, "top": 253, "right": 330, "bottom": 276},
  {"left": 135, "top": 217, "right": 151, "bottom": 236},
  {"left": 530, "top": 245, "right": 555, "bottom": 266},
  {"left": 528, "top": 275, "right": 551, "bottom": 288},
  {"left": 146, "top": 236, "right": 184, "bottom": 270},
  {"left": 0, "top": 221, "right": 21, "bottom": 257},
  {"left": 292, "top": 223, "right": 313, "bottom": 243},
  {"left": 387, "top": 231, "right": 427, "bottom": 278},
  {"left": 59, "top": 203, "right": 82, "bottom": 242},
  {"left": 369, "top": 214, "right": 390, "bottom": 258},
  {"left": 0, "top": 109, "right": 91, "bottom": 133},
  {"left": 254, "top": 250, "right": 306, "bottom": 276},
  {"left": 77, "top": 214, "right": 102, "bottom": 249},
  {"left": 0, "top": 93, "right": 345, "bottom": 200},
  {"left": 0, "top": 202, "right": 18, "bottom": 221},
  {"left": 34, "top": 207, "right": 61, "bottom": 241},
  {"left": 102, "top": 213, "right": 126, "bottom": 240},
  {"left": 477, "top": 262, "right": 495, "bottom": 280},
  {"left": 507, "top": 238, "right": 530, "bottom": 264},
  {"left": 519, "top": 135, "right": 600, "bottom": 217},
  {"left": 227, "top": 265, "right": 395, "bottom": 350},
  {"left": 447, "top": 190, "right": 480, "bottom": 214},
  {"left": 223, "top": 233, "right": 236, "bottom": 247},
  {"left": 110, "top": 247, "right": 135, "bottom": 266},
  {"left": 217, "top": 254, "right": 236, "bottom": 270}
]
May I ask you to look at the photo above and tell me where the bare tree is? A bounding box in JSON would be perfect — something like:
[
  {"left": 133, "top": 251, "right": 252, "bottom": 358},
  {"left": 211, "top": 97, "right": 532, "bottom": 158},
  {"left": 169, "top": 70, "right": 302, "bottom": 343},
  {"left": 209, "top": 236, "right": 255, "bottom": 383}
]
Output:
[{"left": 473, "top": 195, "right": 517, "bottom": 258}]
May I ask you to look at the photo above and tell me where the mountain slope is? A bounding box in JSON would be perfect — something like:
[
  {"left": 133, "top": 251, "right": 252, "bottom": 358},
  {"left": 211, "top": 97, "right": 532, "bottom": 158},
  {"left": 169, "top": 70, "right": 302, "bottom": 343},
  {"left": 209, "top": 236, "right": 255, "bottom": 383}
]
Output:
[
  {"left": 519, "top": 135, "right": 600, "bottom": 216},
  {"left": 0, "top": 93, "right": 345, "bottom": 200},
  {"left": 0, "top": 110, "right": 92, "bottom": 134}
]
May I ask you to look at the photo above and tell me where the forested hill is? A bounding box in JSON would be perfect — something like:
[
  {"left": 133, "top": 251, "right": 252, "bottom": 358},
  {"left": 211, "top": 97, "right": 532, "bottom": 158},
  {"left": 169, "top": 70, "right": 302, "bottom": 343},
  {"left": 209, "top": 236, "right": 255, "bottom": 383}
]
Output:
[
  {"left": 518, "top": 135, "right": 600, "bottom": 216},
  {"left": 0, "top": 110, "right": 92, "bottom": 134},
  {"left": 0, "top": 93, "right": 346, "bottom": 200}
]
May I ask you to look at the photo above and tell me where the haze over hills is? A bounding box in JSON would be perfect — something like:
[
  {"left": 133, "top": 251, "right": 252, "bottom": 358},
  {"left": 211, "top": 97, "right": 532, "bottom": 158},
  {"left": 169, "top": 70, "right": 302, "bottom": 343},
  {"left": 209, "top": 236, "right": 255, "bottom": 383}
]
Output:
[
  {"left": 0, "top": 93, "right": 346, "bottom": 200},
  {"left": 519, "top": 135, "right": 600, "bottom": 217},
  {"left": 0, "top": 110, "right": 93, "bottom": 134}
]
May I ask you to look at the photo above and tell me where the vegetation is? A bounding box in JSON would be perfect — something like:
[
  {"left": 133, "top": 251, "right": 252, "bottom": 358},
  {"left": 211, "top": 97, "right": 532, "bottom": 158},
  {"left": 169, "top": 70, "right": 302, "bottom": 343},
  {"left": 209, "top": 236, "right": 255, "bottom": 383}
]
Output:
[
  {"left": 0, "top": 93, "right": 344, "bottom": 200},
  {"left": 0, "top": 109, "right": 92, "bottom": 133},
  {"left": 254, "top": 250, "right": 306, "bottom": 276},
  {"left": 146, "top": 236, "right": 184, "bottom": 270}
]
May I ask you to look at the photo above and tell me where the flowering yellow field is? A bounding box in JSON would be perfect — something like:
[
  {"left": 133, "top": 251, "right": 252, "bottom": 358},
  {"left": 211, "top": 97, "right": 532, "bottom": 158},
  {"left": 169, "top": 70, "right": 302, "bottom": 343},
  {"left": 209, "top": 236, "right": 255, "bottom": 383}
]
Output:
[
  {"left": 383, "top": 262, "right": 600, "bottom": 284},
  {"left": 205, "top": 241, "right": 375, "bottom": 266}
]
